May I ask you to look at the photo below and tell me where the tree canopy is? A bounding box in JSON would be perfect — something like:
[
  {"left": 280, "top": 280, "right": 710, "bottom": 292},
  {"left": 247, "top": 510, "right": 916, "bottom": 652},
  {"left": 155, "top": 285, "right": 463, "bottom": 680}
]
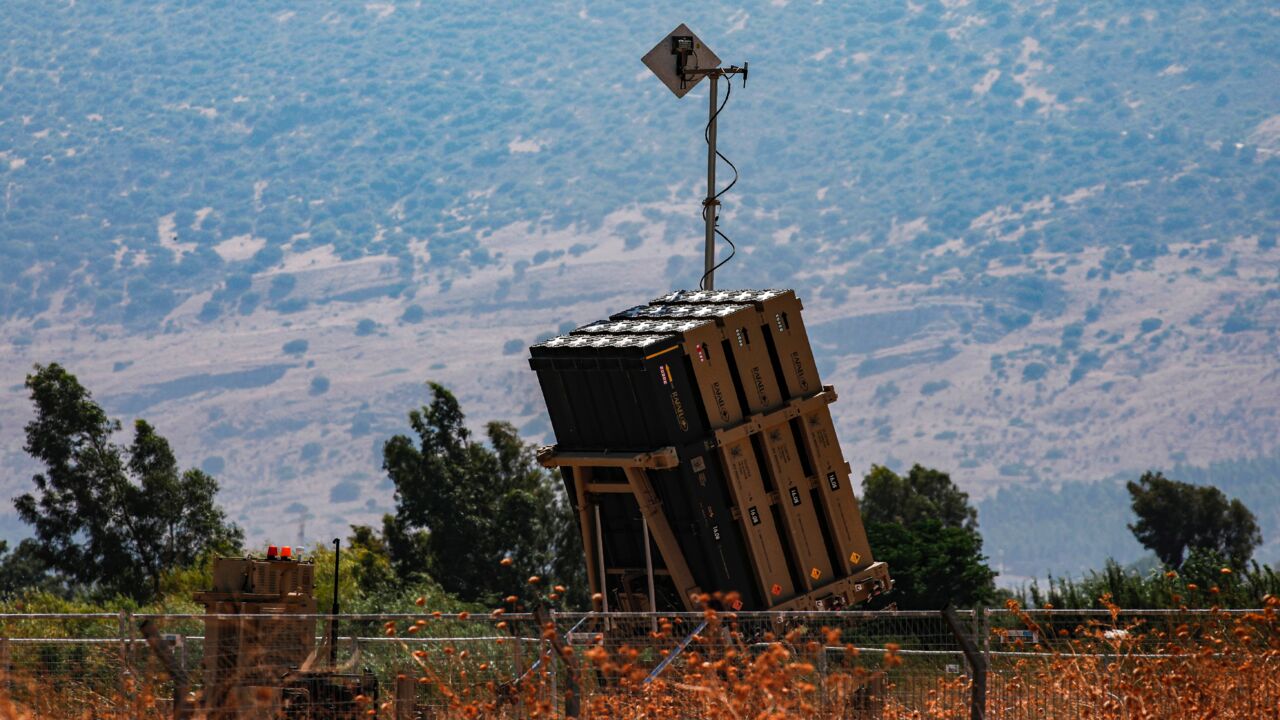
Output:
[
  {"left": 860, "top": 464, "right": 994, "bottom": 609},
  {"left": 382, "top": 383, "right": 585, "bottom": 607},
  {"left": 14, "top": 363, "right": 243, "bottom": 601},
  {"left": 862, "top": 464, "right": 979, "bottom": 533},
  {"left": 1127, "top": 471, "right": 1262, "bottom": 569}
]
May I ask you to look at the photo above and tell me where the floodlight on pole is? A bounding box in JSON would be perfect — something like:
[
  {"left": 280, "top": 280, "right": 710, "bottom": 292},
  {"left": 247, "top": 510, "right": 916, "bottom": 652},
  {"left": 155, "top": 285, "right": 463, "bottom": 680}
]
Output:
[{"left": 642, "top": 25, "right": 748, "bottom": 291}]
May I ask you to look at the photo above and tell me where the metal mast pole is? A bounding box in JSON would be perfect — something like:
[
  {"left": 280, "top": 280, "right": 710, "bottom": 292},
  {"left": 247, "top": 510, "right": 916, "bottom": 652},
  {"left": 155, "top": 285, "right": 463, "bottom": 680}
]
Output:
[
  {"left": 330, "top": 537, "right": 340, "bottom": 666},
  {"left": 703, "top": 72, "right": 719, "bottom": 290},
  {"left": 643, "top": 28, "right": 745, "bottom": 290}
]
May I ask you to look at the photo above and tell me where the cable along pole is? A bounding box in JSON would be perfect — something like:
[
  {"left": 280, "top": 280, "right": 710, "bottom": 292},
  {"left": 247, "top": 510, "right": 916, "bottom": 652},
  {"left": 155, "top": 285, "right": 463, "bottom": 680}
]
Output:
[
  {"left": 705, "top": 70, "right": 719, "bottom": 290},
  {"left": 641, "top": 24, "right": 748, "bottom": 291}
]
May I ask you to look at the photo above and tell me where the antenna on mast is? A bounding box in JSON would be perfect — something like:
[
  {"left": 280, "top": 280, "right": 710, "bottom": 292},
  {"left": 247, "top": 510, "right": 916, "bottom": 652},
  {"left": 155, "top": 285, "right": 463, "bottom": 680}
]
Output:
[{"left": 642, "top": 24, "right": 749, "bottom": 291}]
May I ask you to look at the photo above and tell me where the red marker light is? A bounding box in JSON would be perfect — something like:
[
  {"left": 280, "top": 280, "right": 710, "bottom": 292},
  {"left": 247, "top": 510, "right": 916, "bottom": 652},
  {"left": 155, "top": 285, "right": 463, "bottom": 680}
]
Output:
[
  {"left": 281, "top": 545, "right": 292, "bottom": 559},
  {"left": 266, "top": 545, "right": 278, "bottom": 558}
]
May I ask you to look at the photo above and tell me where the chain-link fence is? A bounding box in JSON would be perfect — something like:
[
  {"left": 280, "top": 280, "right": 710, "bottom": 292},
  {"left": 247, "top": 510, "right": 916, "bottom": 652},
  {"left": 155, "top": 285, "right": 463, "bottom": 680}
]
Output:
[
  {"left": 0, "top": 606, "right": 1275, "bottom": 718},
  {"left": 0, "top": 613, "right": 139, "bottom": 717},
  {"left": 983, "top": 608, "right": 1280, "bottom": 719}
]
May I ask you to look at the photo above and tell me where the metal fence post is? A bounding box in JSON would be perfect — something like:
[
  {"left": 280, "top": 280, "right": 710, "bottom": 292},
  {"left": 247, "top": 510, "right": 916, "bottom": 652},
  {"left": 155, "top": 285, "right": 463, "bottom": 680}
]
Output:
[
  {"left": 394, "top": 670, "right": 416, "bottom": 720},
  {"left": 815, "top": 625, "right": 829, "bottom": 713},
  {"left": 0, "top": 633, "right": 8, "bottom": 693},
  {"left": 534, "top": 606, "right": 579, "bottom": 719},
  {"left": 140, "top": 619, "right": 193, "bottom": 720},
  {"left": 981, "top": 608, "right": 992, "bottom": 711},
  {"left": 548, "top": 609, "right": 557, "bottom": 712},
  {"left": 118, "top": 610, "right": 132, "bottom": 699},
  {"left": 511, "top": 615, "right": 526, "bottom": 720},
  {"left": 942, "top": 607, "right": 986, "bottom": 720}
]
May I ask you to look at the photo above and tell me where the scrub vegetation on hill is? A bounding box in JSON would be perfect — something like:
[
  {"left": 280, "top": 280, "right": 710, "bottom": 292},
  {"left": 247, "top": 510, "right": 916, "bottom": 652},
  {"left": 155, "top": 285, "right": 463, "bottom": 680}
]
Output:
[{"left": 1, "top": 0, "right": 1276, "bottom": 328}]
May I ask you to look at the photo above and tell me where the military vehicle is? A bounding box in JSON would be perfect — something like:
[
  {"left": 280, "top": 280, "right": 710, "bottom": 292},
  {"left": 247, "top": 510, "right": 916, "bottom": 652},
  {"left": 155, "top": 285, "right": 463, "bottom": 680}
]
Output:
[{"left": 142, "top": 546, "right": 379, "bottom": 719}]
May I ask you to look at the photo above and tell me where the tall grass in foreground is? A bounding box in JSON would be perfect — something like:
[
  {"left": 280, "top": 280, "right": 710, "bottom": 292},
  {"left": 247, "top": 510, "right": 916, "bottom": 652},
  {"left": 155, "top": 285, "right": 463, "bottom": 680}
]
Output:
[{"left": 1, "top": 595, "right": 1276, "bottom": 718}]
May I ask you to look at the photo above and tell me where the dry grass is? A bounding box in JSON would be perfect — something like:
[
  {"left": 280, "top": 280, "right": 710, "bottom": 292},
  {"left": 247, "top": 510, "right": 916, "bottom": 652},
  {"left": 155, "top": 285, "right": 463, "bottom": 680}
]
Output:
[{"left": 0, "top": 596, "right": 1276, "bottom": 718}]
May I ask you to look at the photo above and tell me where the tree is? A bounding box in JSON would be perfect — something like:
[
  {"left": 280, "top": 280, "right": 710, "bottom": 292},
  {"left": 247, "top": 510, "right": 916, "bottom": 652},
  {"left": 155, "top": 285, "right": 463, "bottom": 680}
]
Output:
[
  {"left": 382, "top": 383, "right": 585, "bottom": 607},
  {"left": 860, "top": 464, "right": 994, "bottom": 609},
  {"left": 0, "top": 539, "right": 62, "bottom": 596},
  {"left": 15, "top": 363, "right": 243, "bottom": 601},
  {"left": 1127, "top": 471, "right": 1261, "bottom": 569},
  {"left": 344, "top": 523, "right": 396, "bottom": 595},
  {"left": 862, "top": 464, "right": 978, "bottom": 532}
]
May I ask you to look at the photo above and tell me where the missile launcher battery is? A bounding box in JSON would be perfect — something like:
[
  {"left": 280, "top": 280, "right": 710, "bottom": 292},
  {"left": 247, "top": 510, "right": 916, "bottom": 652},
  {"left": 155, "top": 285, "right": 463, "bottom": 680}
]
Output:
[
  {"left": 530, "top": 289, "right": 891, "bottom": 612},
  {"left": 530, "top": 332, "right": 761, "bottom": 609}
]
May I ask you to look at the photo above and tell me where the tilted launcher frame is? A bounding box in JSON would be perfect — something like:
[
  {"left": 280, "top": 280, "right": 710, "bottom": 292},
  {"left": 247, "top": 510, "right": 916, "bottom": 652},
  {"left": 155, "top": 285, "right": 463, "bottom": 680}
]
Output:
[{"left": 529, "top": 289, "right": 891, "bottom": 612}]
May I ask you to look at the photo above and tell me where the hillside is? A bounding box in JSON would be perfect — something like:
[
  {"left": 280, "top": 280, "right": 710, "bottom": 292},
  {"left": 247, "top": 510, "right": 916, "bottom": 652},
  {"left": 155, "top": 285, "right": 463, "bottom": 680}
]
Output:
[{"left": 1, "top": 1, "right": 1278, "bottom": 574}]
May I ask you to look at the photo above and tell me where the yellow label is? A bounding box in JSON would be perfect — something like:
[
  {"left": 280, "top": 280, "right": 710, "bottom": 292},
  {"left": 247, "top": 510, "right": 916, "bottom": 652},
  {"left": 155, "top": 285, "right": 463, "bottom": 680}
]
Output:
[
  {"left": 644, "top": 345, "right": 680, "bottom": 360},
  {"left": 850, "top": 552, "right": 862, "bottom": 565},
  {"left": 810, "top": 567, "right": 822, "bottom": 581}
]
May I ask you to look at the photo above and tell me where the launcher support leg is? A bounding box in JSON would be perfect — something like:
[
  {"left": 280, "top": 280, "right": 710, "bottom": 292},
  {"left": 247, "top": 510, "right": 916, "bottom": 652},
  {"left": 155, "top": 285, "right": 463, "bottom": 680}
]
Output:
[
  {"left": 623, "top": 467, "right": 701, "bottom": 610},
  {"left": 539, "top": 447, "right": 698, "bottom": 612},
  {"left": 594, "top": 504, "right": 609, "bottom": 614},
  {"left": 571, "top": 467, "right": 601, "bottom": 605},
  {"left": 642, "top": 517, "right": 657, "bottom": 631}
]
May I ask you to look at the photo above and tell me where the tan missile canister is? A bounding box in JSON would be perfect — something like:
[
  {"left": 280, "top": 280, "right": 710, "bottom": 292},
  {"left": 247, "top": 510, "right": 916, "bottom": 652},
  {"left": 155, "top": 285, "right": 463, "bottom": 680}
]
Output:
[
  {"left": 652, "top": 289, "right": 823, "bottom": 401},
  {"left": 758, "top": 292, "right": 823, "bottom": 400},
  {"left": 796, "top": 398, "right": 877, "bottom": 576},
  {"left": 757, "top": 423, "right": 835, "bottom": 590},
  {"left": 715, "top": 435, "right": 797, "bottom": 604}
]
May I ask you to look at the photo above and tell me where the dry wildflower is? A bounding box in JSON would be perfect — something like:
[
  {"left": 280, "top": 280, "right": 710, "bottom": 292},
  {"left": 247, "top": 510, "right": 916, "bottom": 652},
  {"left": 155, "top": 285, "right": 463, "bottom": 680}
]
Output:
[
  {"left": 13, "top": 585, "right": 1280, "bottom": 720},
  {"left": 883, "top": 642, "right": 904, "bottom": 669}
]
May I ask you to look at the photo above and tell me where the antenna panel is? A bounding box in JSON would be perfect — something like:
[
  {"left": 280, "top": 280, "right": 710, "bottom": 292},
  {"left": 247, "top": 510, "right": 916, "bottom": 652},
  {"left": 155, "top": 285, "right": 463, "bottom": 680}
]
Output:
[{"left": 641, "top": 23, "right": 720, "bottom": 98}]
